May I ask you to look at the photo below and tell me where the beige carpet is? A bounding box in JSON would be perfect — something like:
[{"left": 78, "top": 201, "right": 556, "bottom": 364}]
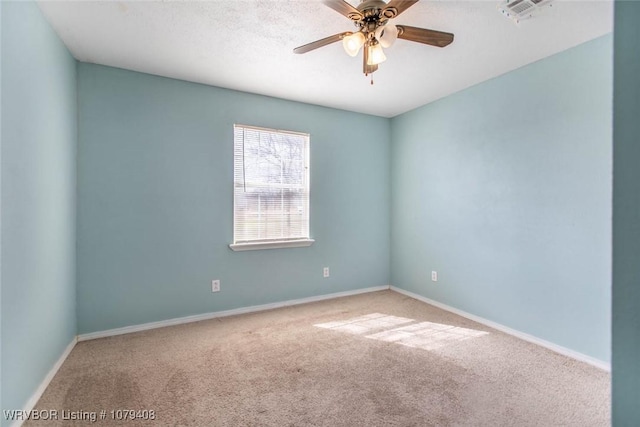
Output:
[{"left": 29, "top": 290, "right": 610, "bottom": 426}]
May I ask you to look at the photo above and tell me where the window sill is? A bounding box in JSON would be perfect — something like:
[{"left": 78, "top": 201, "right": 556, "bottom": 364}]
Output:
[{"left": 229, "top": 239, "right": 315, "bottom": 252}]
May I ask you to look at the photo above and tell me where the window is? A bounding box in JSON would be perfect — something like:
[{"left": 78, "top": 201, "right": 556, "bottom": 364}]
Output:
[{"left": 230, "top": 124, "right": 313, "bottom": 251}]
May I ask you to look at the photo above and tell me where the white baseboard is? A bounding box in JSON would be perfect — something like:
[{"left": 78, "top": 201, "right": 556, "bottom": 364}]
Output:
[
  {"left": 390, "top": 286, "right": 611, "bottom": 372},
  {"left": 11, "top": 337, "right": 77, "bottom": 427},
  {"left": 78, "top": 285, "right": 390, "bottom": 341}
]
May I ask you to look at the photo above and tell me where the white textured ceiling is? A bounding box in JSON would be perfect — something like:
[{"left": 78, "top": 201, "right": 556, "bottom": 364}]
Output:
[{"left": 37, "top": 0, "right": 613, "bottom": 117}]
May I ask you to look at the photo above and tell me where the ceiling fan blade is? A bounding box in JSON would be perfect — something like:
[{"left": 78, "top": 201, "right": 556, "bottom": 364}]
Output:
[
  {"left": 322, "top": 0, "right": 364, "bottom": 21},
  {"left": 396, "top": 25, "right": 454, "bottom": 48},
  {"left": 293, "top": 32, "right": 353, "bottom": 54},
  {"left": 382, "top": 0, "right": 419, "bottom": 19}
]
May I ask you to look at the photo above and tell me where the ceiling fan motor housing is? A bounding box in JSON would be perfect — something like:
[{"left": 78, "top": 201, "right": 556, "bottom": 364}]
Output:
[
  {"left": 355, "top": 0, "right": 393, "bottom": 33},
  {"left": 357, "top": 0, "right": 394, "bottom": 14}
]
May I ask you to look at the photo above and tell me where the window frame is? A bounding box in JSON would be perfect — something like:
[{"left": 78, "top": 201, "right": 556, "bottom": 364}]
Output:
[{"left": 229, "top": 124, "right": 314, "bottom": 252}]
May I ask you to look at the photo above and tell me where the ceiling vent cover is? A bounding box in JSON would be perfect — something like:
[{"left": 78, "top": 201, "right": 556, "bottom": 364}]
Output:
[{"left": 498, "top": 0, "right": 554, "bottom": 23}]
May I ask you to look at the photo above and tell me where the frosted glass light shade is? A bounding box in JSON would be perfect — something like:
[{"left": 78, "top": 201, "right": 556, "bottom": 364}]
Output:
[
  {"left": 375, "top": 23, "right": 398, "bottom": 48},
  {"left": 342, "top": 32, "right": 365, "bottom": 57},
  {"left": 367, "top": 43, "right": 387, "bottom": 65}
]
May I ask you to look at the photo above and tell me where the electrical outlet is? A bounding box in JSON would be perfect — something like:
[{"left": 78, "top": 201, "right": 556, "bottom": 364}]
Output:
[
  {"left": 211, "top": 279, "right": 220, "bottom": 292},
  {"left": 431, "top": 271, "right": 438, "bottom": 282},
  {"left": 323, "top": 267, "right": 330, "bottom": 278}
]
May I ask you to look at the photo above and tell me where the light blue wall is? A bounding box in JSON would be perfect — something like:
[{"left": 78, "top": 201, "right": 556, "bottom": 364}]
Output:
[
  {"left": 390, "top": 35, "right": 612, "bottom": 363},
  {"left": 1, "top": 1, "right": 77, "bottom": 422},
  {"left": 76, "top": 64, "right": 390, "bottom": 334},
  {"left": 0, "top": 0, "right": 618, "bottom": 417},
  {"left": 612, "top": 1, "right": 640, "bottom": 423}
]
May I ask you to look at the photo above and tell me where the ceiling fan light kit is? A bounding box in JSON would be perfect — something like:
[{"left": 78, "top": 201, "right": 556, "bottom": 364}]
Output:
[
  {"left": 293, "top": 0, "right": 454, "bottom": 84},
  {"left": 343, "top": 32, "right": 366, "bottom": 56},
  {"left": 375, "top": 23, "right": 398, "bottom": 48},
  {"left": 367, "top": 41, "right": 387, "bottom": 66}
]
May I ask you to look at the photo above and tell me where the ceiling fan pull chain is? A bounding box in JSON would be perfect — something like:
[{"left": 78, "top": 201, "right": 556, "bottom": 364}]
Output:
[{"left": 371, "top": 75, "right": 374, "bottom": 85}]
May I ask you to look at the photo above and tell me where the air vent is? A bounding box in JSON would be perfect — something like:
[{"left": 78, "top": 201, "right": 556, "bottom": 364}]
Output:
[{"left": 498, "top": 0, "right": 554, "bottom": 23}]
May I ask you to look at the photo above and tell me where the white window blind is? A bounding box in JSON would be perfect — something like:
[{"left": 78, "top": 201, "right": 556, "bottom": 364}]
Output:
[{"left": 232, "top": 124, "right": 311, "bottom": 250}]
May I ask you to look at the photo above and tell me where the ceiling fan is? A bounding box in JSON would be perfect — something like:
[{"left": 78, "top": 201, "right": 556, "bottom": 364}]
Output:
[{"left": 293, "top": 0, "right": 454, "bottom": 83}]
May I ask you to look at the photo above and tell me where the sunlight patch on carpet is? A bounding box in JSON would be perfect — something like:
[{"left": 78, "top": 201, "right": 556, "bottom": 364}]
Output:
[
  {"left": 314, "top": 313, "right": 414, "bottom": 334},
  {"left": 315, "top": 313, "right": 489, "bottom": 351}
]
